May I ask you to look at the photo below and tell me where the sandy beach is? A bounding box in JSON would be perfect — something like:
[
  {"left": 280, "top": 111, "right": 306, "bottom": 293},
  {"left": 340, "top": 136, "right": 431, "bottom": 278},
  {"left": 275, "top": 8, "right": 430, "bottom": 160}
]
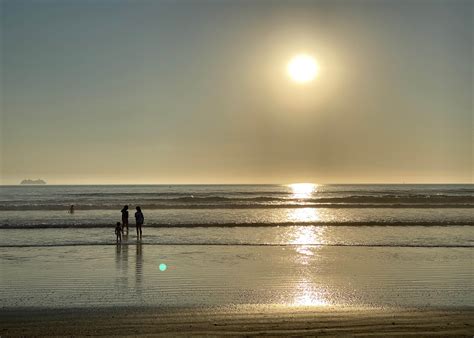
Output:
[
  {"left": 1, "top": 185, "right": 472, "bottom": 336},
  {"left": 2, "top": 306, "right": 473, "bottom": 336}
]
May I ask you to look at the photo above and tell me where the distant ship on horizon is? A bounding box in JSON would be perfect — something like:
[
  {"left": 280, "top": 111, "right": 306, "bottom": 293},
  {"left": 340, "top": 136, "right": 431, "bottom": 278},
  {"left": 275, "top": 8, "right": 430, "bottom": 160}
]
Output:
[{"left": 20, "top": 179, "right": 47, "bottom": 185}]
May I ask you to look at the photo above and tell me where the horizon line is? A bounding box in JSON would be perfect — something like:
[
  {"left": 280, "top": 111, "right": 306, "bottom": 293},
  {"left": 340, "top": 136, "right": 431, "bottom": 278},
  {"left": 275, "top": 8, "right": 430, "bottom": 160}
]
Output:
[{"left": 1, "top": 182, "right": 473, "bottom": 186}]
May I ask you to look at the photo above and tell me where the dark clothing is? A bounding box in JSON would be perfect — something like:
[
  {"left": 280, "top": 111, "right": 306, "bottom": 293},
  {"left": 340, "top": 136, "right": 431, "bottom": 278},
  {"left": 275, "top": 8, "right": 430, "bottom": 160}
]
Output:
[
  {"left": 135, "top": 211, "right": 144, "bottom": 225},
  {"left": 121, "top": 209, "right": 129, "bottom": 225}
]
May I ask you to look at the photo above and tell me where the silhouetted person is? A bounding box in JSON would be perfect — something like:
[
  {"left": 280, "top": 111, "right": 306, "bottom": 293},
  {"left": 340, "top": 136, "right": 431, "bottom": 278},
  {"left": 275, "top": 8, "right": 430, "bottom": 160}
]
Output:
[
  {"left": 121, "top": 205, "right": 129, "bottom": 233},
  {"left": 135, "top": 206, "right": 144, "bottom": 239},
  {"left": 115, "top": 222, "right": 122, "bottom": 243},
  {"left": 69, "top": 205, "right": 74, "bottom": 214}
]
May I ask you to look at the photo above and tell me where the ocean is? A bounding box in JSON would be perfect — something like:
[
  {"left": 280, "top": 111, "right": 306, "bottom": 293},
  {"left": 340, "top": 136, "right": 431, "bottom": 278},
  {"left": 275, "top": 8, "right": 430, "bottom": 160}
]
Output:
[{"left": 0, "top": 184, "right": 473, "bottom": 309}]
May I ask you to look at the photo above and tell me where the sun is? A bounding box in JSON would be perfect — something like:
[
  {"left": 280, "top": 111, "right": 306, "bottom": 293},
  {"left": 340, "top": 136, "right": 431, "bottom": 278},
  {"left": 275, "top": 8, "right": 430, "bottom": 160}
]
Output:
[{"left": 287, "top": 54, "right": 319, "bottom": 83}]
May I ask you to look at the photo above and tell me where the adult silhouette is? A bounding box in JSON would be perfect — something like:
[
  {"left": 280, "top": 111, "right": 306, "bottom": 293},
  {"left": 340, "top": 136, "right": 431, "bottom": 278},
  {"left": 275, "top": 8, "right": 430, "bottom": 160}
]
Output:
[{"left": 135, "top": 206, "right": 144, "bottom": 239}]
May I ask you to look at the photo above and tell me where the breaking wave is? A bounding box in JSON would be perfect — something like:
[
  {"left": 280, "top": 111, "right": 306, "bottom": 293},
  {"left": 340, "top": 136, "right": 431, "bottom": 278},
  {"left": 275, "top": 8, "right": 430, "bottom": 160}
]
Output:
[{"left": 1, "top": 220, "right": 473, "bottom": 229}]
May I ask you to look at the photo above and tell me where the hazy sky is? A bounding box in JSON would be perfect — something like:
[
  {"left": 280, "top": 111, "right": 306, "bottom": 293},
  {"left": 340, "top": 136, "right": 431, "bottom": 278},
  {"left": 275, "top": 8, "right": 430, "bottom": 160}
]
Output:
[{"left": 1, "top": 0, "right": 472, "bottom": 184}]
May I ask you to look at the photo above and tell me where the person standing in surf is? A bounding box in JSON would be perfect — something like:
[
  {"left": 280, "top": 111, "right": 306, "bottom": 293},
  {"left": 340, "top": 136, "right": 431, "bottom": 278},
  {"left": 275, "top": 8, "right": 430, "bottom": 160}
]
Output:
[
  {"left": 115, "top": 222, "right": 122, "bottom": 243},
  {"left": 135, "top": 206, "right": 144, "bottom": 239},
  {"left": 121, "top": 205, "right": 129, "bottom": 233}
]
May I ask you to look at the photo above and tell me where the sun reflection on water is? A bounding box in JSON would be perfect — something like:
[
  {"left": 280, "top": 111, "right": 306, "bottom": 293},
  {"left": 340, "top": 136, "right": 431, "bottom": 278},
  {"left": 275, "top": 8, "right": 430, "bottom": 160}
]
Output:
[
  {"left": 287, "top": 208, "right": 321, "bottom": 223},
  {"left": 288, "top": 183, "right": 318, "bottom": 199},
  {"left": 289, "top": 225, "right": 326, "bottom": 245},
  {"left": 292, "top": 278, "right": 329, "bottom": 306},
  {"left": 284, "top": 184, "right": 331, "bottom": 306},
  {"left": 288, "top": 220, "right": 330, "bottom": 306}
]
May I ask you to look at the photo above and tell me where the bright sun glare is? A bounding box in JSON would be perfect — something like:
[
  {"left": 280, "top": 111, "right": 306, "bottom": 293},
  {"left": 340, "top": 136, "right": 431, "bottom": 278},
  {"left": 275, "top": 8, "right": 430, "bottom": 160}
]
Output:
[
  {"left": 289, "top": 183, "right": 317, "bottom": 198},
  {"left": 287, "top": 54, "right": 319, "bottom": 83}
]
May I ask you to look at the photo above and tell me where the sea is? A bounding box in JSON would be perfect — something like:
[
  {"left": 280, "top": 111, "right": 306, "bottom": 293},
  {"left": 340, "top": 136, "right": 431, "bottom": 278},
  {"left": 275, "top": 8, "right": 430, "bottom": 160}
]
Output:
[{"left": 0, "top": 184, "right": 473, "bottom": 309}]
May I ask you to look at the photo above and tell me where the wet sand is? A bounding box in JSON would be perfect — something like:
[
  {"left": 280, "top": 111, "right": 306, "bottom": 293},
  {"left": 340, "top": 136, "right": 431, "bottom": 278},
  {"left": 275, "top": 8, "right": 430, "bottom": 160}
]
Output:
[
  {"left": 1, "top": 234, "right": 472, "bottom": 335},
  {"left": 2, "top": 245, "right": 472, "bottom": 308},
  {"left": 1, "top": 306, "right": 473, "bottom": 336}
]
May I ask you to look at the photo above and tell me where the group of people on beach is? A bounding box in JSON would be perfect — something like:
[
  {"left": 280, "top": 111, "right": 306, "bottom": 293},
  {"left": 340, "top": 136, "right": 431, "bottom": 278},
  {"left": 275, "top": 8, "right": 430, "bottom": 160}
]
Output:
[{"left": 115, "top": 205, "right": 144, "bottom": 243}]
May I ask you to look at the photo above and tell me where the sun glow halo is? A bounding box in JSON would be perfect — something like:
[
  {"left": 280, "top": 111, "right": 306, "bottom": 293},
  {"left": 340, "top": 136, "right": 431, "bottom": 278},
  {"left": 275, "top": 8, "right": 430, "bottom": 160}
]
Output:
[{"left": 287, "top": 54, "right": 319, "bottom": 83}]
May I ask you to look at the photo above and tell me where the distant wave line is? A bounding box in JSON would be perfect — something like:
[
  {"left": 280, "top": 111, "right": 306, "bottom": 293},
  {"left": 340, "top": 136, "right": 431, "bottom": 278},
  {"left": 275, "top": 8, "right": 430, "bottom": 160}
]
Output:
[
  {"left": 0, "top": 202, "right": 473, "bottom": 211},
  {"left": 10, "top": 188, "right": 474, "bottom": 196},
  {"left": 1, "top": 221, "right": 473, "bottom": 229},
  {"left": 2, "top": 194, "right": 473, "bottom": 201},
  {"left": 0, "top": 243, "right": 472, "bottom": 248}
]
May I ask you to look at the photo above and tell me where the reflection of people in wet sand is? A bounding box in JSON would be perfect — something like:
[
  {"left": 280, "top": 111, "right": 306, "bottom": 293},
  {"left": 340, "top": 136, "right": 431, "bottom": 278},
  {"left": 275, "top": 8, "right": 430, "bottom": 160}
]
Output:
[
  {"left": 135, "top": 240, "right": 143, "bottom": 296},
  {"left": 121, "top": 205, "right": 129, "bottom": 233},
  {"left": 115, "top": 222, "right": 122, "bottom": 243},
  {"left": 135, "top": 206, "right": 144, "bottom": 239}
]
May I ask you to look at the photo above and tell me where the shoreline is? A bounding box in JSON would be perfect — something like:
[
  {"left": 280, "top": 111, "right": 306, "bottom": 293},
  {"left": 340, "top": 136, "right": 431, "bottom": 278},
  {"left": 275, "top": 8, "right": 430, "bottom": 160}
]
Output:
[{"left": 2, "top": 306, "right": 473, "bottom": 336}]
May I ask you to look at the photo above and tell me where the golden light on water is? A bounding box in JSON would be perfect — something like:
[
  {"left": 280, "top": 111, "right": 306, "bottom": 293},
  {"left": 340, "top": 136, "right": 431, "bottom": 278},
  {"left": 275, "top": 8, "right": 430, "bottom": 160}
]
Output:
[
  {"left": 292, "top": 278, "right": 329, "bottom": 306},
  {"left": 290, "top": 225, "right": 326, "bottom": 245},
  {"left": 290, "top": 227, "right": 329, "bottom": 306},
  {"left": 287, "top": 54, "right": 319, "bottom": 83},
  {"left": 287, "top": 208, "right": 321, "bottom": 223},
  {"left": 288, "top": 183, "right": 318, "bottom": 199}
]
